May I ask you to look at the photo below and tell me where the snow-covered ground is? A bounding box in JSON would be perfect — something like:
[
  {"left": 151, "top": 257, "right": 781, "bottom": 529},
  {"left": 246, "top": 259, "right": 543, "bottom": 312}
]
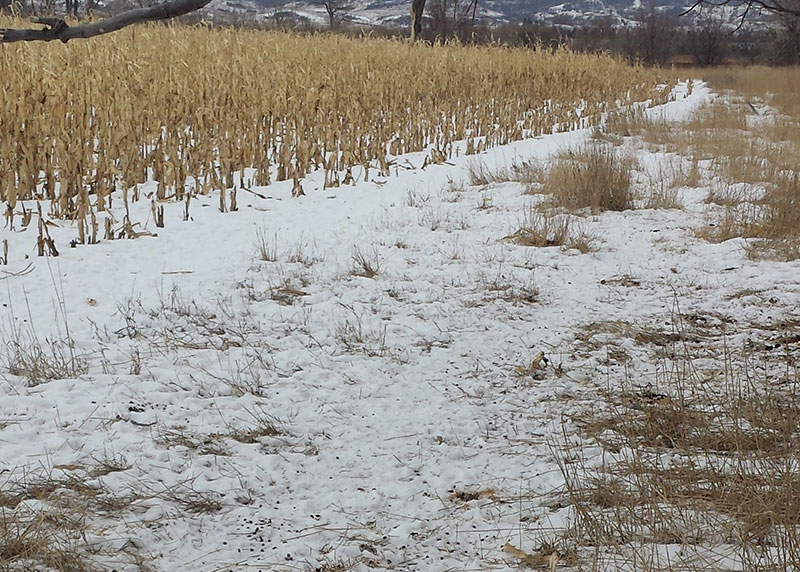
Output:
[{"left": 2, "top": 82, "right": 799, "bottom": 571}]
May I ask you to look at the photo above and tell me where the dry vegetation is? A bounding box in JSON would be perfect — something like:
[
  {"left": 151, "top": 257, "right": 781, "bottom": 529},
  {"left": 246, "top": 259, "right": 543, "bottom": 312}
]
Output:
[
  {"left": 0, "top": 16, "right": 673, "bottom": 244},
  {"left": 504, "top": 209, "right": 596, "bottom": 253},
  {"left": 700, "top": 68, "right": 800, "bottom": 259},
  {"left": 556, "top": 320, "right": 800, "bottom": 571},
  {"left": 4, "top": 28, "right": 798, "bottom": 571},
  {"left": 0, "top": 404, "right": 285, "bottom": 570},
  {"left": 497, "top": 143, "right": 635, "bottom": 251},
  {"left": 541, "top": 144, "right": 635, "bottom": 213},
  {"left": 602, "top": 67, "right": 800, "bottom": 260},
  {"left": 502, "top": 68, "right": 800, "bottom": 569},
  {"left": 1, "top": 460, "right": 136, "bottom": 572}
]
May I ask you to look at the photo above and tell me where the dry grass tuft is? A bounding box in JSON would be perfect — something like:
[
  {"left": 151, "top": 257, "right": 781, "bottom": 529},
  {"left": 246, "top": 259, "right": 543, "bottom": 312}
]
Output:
[
  {"left": 466, "top": 158, "right": 544, "bottom": 188},
  {"left": 350, "top": 247, "right": 382, "bottom": 279},
  {"left": 160, "top": 484, "right": 224, "bottom": 515},
  {"left": 255, "top": 228, "right": 279, "bottom": 262},
  {"left": 2, "top": 312, "right": 88, "bottom": 387},
  {"left": 334, "top": 304, "right": 389, "bottom": 357},
  {"left": 0, "top": 515, "right": 94, "bottom": 572},
  {"left": 757, "top": 171, "right": 800, "bottom": 238},
  {"left": 1, "top": 463, "right": 141, "bottom": 571},
  {"left": 637, "top": 163, "right": 683, "bottom": 209},
  {"left": 700, "top": 171, "right": 800, "bottom": 258},
  {"left": 155, "top": 426, "right": 230, "bottom": 456},
  {"left": 475, "top": 267, "right": 540, "bottom": 306},
  {"left": 225, "top": 411, "right": 283, "bottom": 444},
  {"left": 542, "top": 145, "right": 635, "bottom": 213},
  {"left": 4, "top": 336, "right": 88, "bottom": 387},
  {"left": 602, "top": 107, "right": 674, "bottom": 142},
  {"left": 504, "top": 210, "right": 597, "bottom": 253}
]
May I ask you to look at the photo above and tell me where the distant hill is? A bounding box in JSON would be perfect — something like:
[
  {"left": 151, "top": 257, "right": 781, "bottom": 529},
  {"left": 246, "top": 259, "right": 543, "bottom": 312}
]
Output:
[{"left": 209, "top": 0, "right": 701, "bottom": 27}]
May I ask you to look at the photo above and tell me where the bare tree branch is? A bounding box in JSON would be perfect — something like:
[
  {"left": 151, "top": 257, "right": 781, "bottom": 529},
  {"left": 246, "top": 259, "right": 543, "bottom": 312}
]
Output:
[
  {"left": 682, "top": 0, "right": 800, "bottom": 20},
  {"left": 0, "top": 0, "right": 212, "bottom": 43}
]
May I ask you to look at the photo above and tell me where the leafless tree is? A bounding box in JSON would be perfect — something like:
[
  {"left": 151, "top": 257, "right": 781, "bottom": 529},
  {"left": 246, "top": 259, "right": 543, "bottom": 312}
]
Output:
[
  {"left": 688, "top": 12, "right": 729, "bottom": 65},
  {"left": 1, "top": 0, "right": 430, "bottom": 43},
  {"left": 774, "top": 8, "right": 800, "bottom": 60},
  {"left": 630, "top": 4, "right": 677, "bottom": 66},
  {"left": 427, "top": 0, "right": 478, "bottom": 40},
  {"left": 316, "top": 0, "right": 352, "bottom": 28},
  {"left": 763, "top": 0, "right": 800, "bottom": 60},
  {"left": 683, "top": 0, "right": 800, "bottom": 61}
]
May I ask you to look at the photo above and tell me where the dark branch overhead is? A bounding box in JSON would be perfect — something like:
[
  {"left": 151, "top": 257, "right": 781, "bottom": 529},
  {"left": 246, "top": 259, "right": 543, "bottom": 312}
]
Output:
[
  {"left": 0, "top": 0, "right": 213, "bottom": 43},
  {"left": 682, "top": 0, "right": 800, "bottom": 20}
]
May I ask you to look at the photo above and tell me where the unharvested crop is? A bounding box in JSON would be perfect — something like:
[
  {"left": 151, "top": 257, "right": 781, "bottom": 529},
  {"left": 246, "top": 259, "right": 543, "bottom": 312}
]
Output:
[{"left": 0, "top": 18, "right": 673, "bottom": 242}]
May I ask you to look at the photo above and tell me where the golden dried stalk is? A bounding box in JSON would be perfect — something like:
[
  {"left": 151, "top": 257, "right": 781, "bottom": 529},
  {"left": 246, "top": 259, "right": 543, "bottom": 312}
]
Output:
[{"left": 0, "top": 17, "right": 673, "bottom": 226}]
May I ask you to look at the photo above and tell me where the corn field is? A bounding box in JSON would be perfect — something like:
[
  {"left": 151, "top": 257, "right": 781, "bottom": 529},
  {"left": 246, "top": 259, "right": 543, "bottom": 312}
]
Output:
[{"left": 0, "top": 19, "right": 675, "bottom": 239}]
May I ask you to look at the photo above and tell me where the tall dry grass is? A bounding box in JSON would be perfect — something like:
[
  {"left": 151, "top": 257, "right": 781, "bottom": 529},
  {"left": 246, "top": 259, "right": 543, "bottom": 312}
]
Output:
[
  {"left": 557, "top": 309, "right": 800, "bottom": 571},
  {"left": 0, "top": 18, "right": 674, "bottom": 239},
  {"left": 702, "top": 66, "right": 800, "bottom": 119},
  {"left": 542, "top": 144, "right": 636, "bottom": 212},
  {"left": 601, "top": 67, "right": 800, "bottom": 259},
  {"left": 699, "top": 67, "right": 800, "bottom": 258}
]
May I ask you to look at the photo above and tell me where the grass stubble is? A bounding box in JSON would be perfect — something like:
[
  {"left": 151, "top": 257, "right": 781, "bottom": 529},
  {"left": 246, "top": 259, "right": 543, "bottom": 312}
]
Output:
[{"left": 553, "top": 308, "right": 800, "bottom": 571}]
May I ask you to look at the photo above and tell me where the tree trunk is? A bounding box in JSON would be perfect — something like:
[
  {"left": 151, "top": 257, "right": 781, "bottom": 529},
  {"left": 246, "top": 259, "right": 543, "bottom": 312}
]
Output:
[
  {"left": 326, "top": 3, "right": 335, "bottom": 28},
  {"left": 411, "top": 0, "right": 425, "bottom": 41}
]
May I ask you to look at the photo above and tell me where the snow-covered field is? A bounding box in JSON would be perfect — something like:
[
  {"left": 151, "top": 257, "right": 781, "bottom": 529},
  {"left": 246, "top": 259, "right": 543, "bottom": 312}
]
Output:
[{"left": 2, "top": 82, "right": 799, "bottom": 571}]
